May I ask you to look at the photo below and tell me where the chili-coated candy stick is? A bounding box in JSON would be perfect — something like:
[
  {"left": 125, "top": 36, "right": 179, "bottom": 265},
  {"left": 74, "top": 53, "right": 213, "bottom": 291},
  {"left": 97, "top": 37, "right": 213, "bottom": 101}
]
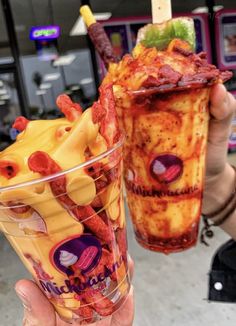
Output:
[
  {"left": 91, "top": 101, "right": 106, "bottom": 124},
  {"left": 86, "top": 248, "right": 116, "bottom": 280},
  {"left": 86, "top": 162, "right": 103, "bottom": 180},
  {"left": 80, "top": 5, "right": 119, "bottom": 68},
  {"left": 8, "top": 202, "right": 31, "bottom": 214},
  {"left": 73, "top": 206, "right": 113, "bottom": 243},
  {"left": 99, "top": 83, "right": 120, "bottom": 148},
  {"left": 116, "top": 227, "right": 128, "bottom": 262},
  {"left": 56, "top": 94, "right": 82, "bottom": 121},
  {"left": 75, "top": 300, "right": 93, "bottom": 323},
  {"left": 90, "top": 195, "right": 103, "bottom": 208},
  {"left": 82, "top": 290, "right": 114, "bottom": 317},
  {"left": 28, "top": 151, "right": 112, "bottom": 243},
  {"left": 12, "top": 116, "right": 30, "bottom": 132}
]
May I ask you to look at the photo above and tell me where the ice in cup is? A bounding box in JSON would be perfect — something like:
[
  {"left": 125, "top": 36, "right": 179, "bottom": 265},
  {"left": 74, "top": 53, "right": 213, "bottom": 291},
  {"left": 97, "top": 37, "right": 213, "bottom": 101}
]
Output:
[
  {"left": 104, "top": 40, "right": 232, "bottom": 253},
  {"left": 0, "top": 85, "right": 130, "bottom": 324}
]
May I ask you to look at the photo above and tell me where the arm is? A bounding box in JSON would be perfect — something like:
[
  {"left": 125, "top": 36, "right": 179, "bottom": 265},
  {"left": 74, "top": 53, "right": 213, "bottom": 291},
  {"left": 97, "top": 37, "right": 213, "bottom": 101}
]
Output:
[{"left": 202, "top": 84, "right": 236, "bottom": 238}]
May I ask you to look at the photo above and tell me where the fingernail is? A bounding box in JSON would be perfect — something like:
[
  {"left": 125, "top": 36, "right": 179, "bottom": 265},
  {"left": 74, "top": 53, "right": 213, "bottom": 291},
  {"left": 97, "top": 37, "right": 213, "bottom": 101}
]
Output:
[{"left": 15, "top": 289, "right": 31, "bottom": 312}]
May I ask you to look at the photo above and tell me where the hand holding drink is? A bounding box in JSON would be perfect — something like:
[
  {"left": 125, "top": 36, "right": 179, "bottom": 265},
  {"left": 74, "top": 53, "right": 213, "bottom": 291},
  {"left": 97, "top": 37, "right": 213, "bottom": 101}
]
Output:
[
  {"left": 82, "top": 2, "right": 232, "bottom": 253},
  {"left": 0, "top": 85, "right": 130, "bottom": 324}
]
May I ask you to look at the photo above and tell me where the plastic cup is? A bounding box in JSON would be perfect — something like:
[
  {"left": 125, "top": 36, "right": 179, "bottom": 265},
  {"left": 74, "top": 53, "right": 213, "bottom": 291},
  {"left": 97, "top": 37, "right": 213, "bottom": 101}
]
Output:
[
  {"left": 115, "top": 87, "right": 210, "bottom": 253},
  {"left": 0, "top": 137, "right": 130, "bottom": 324}
]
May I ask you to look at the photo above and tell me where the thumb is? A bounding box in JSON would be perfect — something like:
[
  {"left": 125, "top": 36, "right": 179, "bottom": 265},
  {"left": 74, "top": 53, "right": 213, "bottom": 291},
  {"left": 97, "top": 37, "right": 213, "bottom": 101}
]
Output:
[
  {"left": 206, "top": 84, "right": 236, "bottom": 176},
  {"left": 209, "top": 84, "right": 235, "bottom": 145},
  {"left": 15, "top": 279, "right": 56, "bottom": 326}
]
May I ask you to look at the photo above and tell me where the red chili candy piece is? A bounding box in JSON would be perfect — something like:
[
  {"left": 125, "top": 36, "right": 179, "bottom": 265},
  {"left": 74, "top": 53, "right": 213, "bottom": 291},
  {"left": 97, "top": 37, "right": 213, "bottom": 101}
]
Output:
[
  {"left": 28, "top": 151, "right": 75, "bottom": 208},
  {"left": 0, "top": 161, "right": 19, "bottom": 179},
  {"left": 82, "top": 290, "right": 114, "bottom": 317},
  {"left": 86, "top": 162, "right": 103, "bottom": 179},
  {"left": 91, "top": 196, "right": 103, "bottom": 208},
  {"left": 99, "top": 84, "right": 120, "bottom": 147},
  {"left": 28, "top": 151, "right": 61, "bottom": 175},
  {"left": 12, "top": 116, "right": 29, "bottom": 132},
  {"left": 56, "top": 94, "right": 82, "bottom": 121},
  {"left": 8, "top": 202, "right": 31, "bottom": 214},
  {"left": 91, "top": 101, "right": 106, "bottom": 124},
  {"left": 73, "top": 206, "right": 113, "bottom": 243},
  {"left": 28, "top": 151, "right": 113, "bottom": 243},
  {"left": 116, "top": 227, "right": 128, "bottom": 261},
  {"left": 76, "top": 301, "right": 94, "bottom": 322}
]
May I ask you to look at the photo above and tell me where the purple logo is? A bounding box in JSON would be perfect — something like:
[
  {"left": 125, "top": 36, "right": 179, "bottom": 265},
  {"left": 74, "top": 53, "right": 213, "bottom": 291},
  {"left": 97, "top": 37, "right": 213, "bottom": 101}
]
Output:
[
  {"left": 30, "top": 26, "right": 60, "bottom": 40},
  {"left": 50, "top": 235, "right": 102, "bottom": 276},
  {"left": 150, "top": 154, "right": 183, "bottom": 184}
]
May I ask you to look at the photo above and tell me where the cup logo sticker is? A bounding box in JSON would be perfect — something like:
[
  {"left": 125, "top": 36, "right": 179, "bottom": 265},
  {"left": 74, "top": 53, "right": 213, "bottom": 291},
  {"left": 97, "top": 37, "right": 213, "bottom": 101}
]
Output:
[
  {"left": 150, "top": 154, "right": 183, "bottom": 184},
  {"left": 51, "top": 234, "right": 102, "bottom": 276}
]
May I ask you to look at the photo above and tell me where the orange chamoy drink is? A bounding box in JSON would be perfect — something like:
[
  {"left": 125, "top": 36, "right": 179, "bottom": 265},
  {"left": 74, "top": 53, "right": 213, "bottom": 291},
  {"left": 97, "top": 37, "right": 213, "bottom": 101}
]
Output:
[{"left": 104, "top": 39, "right": 232, "bottom": 253}]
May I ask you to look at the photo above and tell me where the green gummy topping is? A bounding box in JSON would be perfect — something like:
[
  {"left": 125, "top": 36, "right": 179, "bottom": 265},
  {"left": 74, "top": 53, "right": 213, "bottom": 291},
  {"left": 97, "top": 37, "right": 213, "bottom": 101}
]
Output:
[{"left": 141, "top": 18, "right": 196, "bottom": 51}]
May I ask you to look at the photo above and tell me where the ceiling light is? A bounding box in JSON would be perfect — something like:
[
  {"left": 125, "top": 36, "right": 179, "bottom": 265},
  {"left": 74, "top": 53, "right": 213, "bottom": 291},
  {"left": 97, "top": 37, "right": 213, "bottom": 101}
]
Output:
[
  {"left": 0, "top": 95, "right": 10, "bottom": 100},
  {"left": 192, "top": 5, "right": 223, "bottom": 13},
  {"left": 80, "top": 77, "right": 93, "bottom": 85},
  {"left": 70, "top": 12, "right": 112, "bottom": 36},
  {"left": 44, "top": 73, "right": 60, "bottom": 81},
  {"left": 40, "top": 83, "right": 52, "bottom": 90},
  {"left": 0, "top": 100, "right": 5, "bottom": 105},
  {"left": 0, "top": 57, "right": 14, "bottom": 64},
  {"left": 36, "top": 90, "right": 47, "bottom": 95},
  {"left": 15, "top": 25, "right": 26, "bottom": 32},
  {"left": 71, "top": 85, "right": 81, "bottom": 91},
  {"left": 53, "top": 54, "right": 76, "bottom": 66},
  {"left": 0, "top": 89, "right": 7, "bottom": 95}
]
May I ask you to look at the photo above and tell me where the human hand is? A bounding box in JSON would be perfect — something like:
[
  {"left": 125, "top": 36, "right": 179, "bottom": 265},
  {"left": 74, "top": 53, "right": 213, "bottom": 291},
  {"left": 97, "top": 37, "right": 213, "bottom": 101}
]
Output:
[
  {"left": 15, "top": 258, "right": 134, "bottom": 326},
  {"left": 202, "top": 84, "right": 236, "bottom": 214}
]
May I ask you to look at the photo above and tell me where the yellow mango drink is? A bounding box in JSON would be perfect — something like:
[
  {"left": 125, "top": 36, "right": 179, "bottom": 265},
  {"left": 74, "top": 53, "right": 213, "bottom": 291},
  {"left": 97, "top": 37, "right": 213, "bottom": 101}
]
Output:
[{"left": 0, "top": 84, "right": 130, "bottom": 324}]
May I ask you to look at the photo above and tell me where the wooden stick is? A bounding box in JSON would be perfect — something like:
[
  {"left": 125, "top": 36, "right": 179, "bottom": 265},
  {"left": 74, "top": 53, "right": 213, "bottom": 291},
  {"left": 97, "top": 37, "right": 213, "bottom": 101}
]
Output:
[{"left": 151, "top": 0, "right": 172, "bottom": 24}]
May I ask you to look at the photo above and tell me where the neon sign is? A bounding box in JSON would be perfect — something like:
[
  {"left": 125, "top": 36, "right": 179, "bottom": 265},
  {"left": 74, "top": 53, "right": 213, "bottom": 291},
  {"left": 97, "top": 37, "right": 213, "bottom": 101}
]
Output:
[{"left": 30, "top": 26, "right": 60, "bottom": 40}]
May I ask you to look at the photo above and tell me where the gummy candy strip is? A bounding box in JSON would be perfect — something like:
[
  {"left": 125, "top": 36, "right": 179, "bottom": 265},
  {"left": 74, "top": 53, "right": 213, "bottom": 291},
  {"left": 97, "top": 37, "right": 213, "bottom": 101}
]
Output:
[
  {"left": 12, "top": 116, "right": 30, "bottom": 132},
  {"left": 56, "top": 94, "right": 82, "bottom": 122},
  {"left": 28, "top": 151, "right": 112, "bottom": 243}
]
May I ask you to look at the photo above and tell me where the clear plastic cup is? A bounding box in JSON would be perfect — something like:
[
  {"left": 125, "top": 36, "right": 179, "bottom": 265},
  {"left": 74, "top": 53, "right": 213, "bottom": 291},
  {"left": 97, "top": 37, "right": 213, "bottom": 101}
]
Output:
[
  {"left": 115, "top": 87, "right": 210, "bottom": 253},
  {"left": 0, "top": 137, "right": 130, "bottom": 324}
]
